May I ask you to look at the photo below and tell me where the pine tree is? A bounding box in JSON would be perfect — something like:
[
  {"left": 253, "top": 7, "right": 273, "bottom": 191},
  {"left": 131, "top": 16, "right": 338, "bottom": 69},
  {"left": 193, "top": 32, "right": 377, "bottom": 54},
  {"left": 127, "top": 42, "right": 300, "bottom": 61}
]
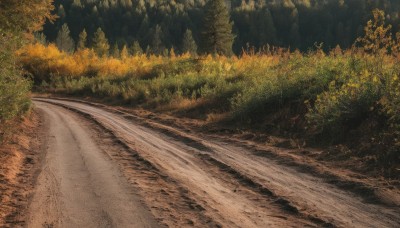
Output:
[
  {"left": 182, "top": 29, "right": 198, "bottom": 55},
  {"left": 56, "top": 23, "right": 75, "bottom": 53},
  {"left": 145, "top": 45, "right": 151, "bottom": 56},
  {"left": 92, "top": 27, "right": 110, "bottom": 57},
  {"left": 57, "top": 5, "right": 66, "bottom": 21},
  {"left": 34, "top": 32, "right": 47, "bottom": 45},
  {"left": 111, "top": 43, "right": 120, "bottom": 58},
  {"left": 258, "top": 9, "right": 277, "bottom": 46},
  {"left": 151, "top": 25, "right": 164, "bottom": 55},
  {"left": 77, "top": 29, "right": 87, "bottom": 50},
  {"left": 131, "top": 41, "right": 143, "bottom": 55},
  {"left": 200, "top": 0, "right": 235, "bottom": 56}
]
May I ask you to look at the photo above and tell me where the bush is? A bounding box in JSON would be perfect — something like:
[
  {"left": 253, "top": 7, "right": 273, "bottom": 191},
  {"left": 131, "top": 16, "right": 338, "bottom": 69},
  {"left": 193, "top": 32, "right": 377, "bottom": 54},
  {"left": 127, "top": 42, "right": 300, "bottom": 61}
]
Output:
[
  {"left": 0, "top": 33, "right": 32, "bottom": 142},
  {"left": 17, "top": 41, "right": 400, "bottom": 140}
]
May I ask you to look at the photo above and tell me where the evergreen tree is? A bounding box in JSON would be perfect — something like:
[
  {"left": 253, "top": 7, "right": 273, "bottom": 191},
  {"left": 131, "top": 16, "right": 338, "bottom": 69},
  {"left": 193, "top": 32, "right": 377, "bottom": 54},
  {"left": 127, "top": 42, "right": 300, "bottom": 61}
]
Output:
[
  {"left": 259, "top": 9, "right": 277, "bottom": 46},
  {"left": 182, "top": 29, "right": 198, "bottom": 55},
  {"left": 92, "top": 27, "right": 110, "bottom": 57},
  {"left": 57, "top": 5, "right": 66, "bottom": 22},
  {"left": 200, "top": 0, "right": 235, "bottom": 56},
  {"left": 56, "top": 23, "right": 75, "bottom": 53},
  {"left": 34, "top": 32, "right": 48, "bottom": 45},
  {"left": 131, "top": 41, "right": 143, "bottom": 55},
  {"left": 290, "top": 23, "right": 301, "bottom": 48},
  {"left": 111, "top": 43, "right": 120, "bottom": 58},
  {"left": 42, "top": 0, "right": 400, "bottom": 54},
  {"left": 145, "top": 45, "right": 151, "bottom": 56},
  {"left": 77, "top": 29, "right": 87, "bottom": 50},
  {"left": 151, "top": 25, "right": 165, "bottom": 55}
]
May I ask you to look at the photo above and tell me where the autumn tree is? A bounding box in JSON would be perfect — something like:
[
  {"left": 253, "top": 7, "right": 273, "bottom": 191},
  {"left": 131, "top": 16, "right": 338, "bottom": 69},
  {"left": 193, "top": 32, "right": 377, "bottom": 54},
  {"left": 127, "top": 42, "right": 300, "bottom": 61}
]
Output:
[
  {"left": 0, "top": 0, "right": 54, "bottom": 133},
  {"left": 393, "top": 32, "right": 400, "bottom": 57},
  {"left": 56, "top": 23, "right": 75, "bottom": 53},
  {"left": 182, "top": 29, "right": 198, "bottom": 55},
  {"left": 200, "top": 0, "right": 235, "bottom": 56},
  {"left": 92, "top": 27, "right": 110, "bottom": 57},
  {"left": 77, "top": 29, "right": 88, "bottom": 50},
  {"left": 0, "top": 0, "right": 55, "bottom": 34},
  {"left": 356, "top": 9, "right": 393, "bottom": 55},
  {"left": 111, "top": 43, "right": 120, "bottom": 58},
  {"left": 121, "top": 45, "right": 129, "bottom": 59}
]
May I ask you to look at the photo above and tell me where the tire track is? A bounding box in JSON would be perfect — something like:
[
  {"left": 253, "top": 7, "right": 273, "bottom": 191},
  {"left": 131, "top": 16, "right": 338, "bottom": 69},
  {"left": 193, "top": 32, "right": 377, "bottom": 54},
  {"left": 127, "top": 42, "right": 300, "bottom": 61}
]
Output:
[{"left": 34, "top": 98, "right": 400, "bottom": 228}]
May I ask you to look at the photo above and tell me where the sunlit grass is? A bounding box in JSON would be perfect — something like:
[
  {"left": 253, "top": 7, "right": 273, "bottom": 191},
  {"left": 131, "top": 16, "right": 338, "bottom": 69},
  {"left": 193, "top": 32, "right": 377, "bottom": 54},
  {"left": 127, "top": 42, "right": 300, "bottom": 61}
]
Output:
[{"left": 18, "top": 43, "right": 400, "bottom": 134}]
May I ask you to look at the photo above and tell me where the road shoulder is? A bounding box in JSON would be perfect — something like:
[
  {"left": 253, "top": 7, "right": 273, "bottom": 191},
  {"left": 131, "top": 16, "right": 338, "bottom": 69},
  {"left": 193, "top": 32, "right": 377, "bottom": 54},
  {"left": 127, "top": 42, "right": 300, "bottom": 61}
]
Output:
[{"left": 0, "top": 109, "right": 47, "bottom": 227}]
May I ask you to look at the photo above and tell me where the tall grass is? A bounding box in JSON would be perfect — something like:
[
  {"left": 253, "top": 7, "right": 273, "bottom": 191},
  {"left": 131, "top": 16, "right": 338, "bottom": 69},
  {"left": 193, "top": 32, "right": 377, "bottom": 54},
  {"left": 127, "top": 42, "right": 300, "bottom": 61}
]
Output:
[
  {"left": 17, "top": 42, "right": 400, "bottom": 176},
  {"left": 18, "top": 43, "right": 400, "bottom": 132}
]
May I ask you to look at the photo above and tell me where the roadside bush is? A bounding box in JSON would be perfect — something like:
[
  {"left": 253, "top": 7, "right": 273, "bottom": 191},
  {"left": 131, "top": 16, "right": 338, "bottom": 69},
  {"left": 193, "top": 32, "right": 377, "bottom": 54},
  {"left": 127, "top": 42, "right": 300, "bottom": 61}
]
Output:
[
  {"left": 231, "top": 52, "right": 340, "bottom": 122},
  {"left": 0, "top": 33, "right": 32, "bottom": 141},
  {"left": 17, "top": 10, "right": 400, "bottom": 142}
]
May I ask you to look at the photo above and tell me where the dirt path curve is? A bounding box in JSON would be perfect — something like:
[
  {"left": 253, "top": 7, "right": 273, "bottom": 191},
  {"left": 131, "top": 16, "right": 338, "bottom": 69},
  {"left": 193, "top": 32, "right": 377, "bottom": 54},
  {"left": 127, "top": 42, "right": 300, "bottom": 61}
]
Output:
[
  {"left": 27, "top": 102, "right": 159, "bottom": 228},
  {"left": 32, "top": 98, "right": 400, "bottom": 228}
]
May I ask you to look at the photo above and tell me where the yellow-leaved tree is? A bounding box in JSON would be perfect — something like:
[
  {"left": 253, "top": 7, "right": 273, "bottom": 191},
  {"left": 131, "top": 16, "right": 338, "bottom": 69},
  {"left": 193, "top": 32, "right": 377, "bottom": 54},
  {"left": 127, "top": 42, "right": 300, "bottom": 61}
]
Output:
[{"left": 356, "top": 9, "right": 393, "bottom": 55}]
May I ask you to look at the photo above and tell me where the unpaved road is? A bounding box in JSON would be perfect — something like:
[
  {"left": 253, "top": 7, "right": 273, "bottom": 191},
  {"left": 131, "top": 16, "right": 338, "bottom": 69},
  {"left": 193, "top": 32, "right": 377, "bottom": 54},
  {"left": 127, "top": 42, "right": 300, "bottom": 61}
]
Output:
[
  {"left": 30, "top": 98, "right": 400, "bottom": 228},
  {"left": 28, "top": 102, "right": 158, "bottom": 228}
]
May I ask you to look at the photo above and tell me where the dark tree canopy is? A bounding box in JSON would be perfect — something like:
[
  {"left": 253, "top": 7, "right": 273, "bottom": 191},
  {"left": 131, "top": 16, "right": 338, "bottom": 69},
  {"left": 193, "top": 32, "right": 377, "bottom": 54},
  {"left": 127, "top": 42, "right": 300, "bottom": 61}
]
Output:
[
  {"left": 200, "top": 0, "right": 235, "bottom": 55},
  {"left": 182, "top": 29, "right": 198, "bottom": 55},
  {"left": 43, "top": 0, "right": 400, "bottom": 54},
  {"left": 151, "top": 25, "right": 165, "bottom": 55}
]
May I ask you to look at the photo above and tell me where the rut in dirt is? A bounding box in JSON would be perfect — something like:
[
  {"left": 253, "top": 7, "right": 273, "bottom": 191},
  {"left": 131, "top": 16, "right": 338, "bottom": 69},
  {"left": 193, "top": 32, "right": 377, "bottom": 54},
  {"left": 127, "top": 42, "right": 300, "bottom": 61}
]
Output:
[
  {"left": 33, "top": 98, "right": 400, "bottom": 228},
  {"left": 28, "top": 102, "right": 158, "bottom": 228}
]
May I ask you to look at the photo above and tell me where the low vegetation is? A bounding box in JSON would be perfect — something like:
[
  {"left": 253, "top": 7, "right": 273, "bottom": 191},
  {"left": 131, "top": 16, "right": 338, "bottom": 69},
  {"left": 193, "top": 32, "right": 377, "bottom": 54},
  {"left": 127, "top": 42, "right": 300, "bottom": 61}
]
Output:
[{"left": 18, "top": 9, "right": 400, "bottom": 177}]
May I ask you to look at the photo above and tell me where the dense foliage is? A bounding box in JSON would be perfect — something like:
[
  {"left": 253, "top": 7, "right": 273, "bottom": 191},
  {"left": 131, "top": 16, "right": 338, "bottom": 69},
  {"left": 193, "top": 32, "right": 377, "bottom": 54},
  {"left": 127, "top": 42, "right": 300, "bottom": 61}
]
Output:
[
  {"left": 200, "top": 0, "right": 235, "bottom": 55},
  {"left": 41, "top": 0, "right": 400, "bottom": 54},
  {"left": 0, "top": 0, "right": 54, "bottom": 141}
]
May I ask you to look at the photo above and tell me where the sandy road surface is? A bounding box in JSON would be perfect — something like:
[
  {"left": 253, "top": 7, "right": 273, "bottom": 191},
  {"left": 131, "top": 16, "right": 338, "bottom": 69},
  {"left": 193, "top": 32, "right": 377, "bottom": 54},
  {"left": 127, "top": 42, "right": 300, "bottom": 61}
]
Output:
[
  {"left": 31, "top": 98, "right": 400, "bottom": 228},
  {"left": 27, "top": 102, "right": 159, "bottom": 228}
]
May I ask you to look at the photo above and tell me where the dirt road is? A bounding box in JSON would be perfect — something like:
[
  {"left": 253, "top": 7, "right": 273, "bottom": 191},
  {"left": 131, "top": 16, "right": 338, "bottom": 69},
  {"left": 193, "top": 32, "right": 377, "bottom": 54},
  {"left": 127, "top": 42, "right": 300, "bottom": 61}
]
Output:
[
  {"left": 30, "top": 98, "right": 400, "bottom": 228},
  {"left": 27, "top": 102, "right": 158, "bottom": 228}
]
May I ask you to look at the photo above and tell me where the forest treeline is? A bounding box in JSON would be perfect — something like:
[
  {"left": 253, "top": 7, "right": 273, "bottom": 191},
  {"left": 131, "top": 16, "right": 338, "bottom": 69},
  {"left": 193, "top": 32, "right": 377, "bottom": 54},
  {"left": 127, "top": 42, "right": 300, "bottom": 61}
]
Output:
[{"left": 42, "top": 0, "right": 400, "bottom": 54}]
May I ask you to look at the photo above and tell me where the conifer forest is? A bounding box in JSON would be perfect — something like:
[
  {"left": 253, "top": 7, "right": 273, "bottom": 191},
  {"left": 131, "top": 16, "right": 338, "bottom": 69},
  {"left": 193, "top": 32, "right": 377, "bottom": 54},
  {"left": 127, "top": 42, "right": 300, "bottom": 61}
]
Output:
[{"left": 43, "top": 0, "right": 400, "bottom": 54}]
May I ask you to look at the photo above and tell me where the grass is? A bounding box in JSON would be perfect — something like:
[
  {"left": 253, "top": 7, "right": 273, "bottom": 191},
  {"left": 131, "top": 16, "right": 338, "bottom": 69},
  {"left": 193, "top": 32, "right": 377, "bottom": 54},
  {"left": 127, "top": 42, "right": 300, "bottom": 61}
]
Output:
[
  {"left": 18, "top": 44, "right": 400, "bottom": 130},
  {"left": 16, "top": 11, "right": 400, "bottom": 177}
]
